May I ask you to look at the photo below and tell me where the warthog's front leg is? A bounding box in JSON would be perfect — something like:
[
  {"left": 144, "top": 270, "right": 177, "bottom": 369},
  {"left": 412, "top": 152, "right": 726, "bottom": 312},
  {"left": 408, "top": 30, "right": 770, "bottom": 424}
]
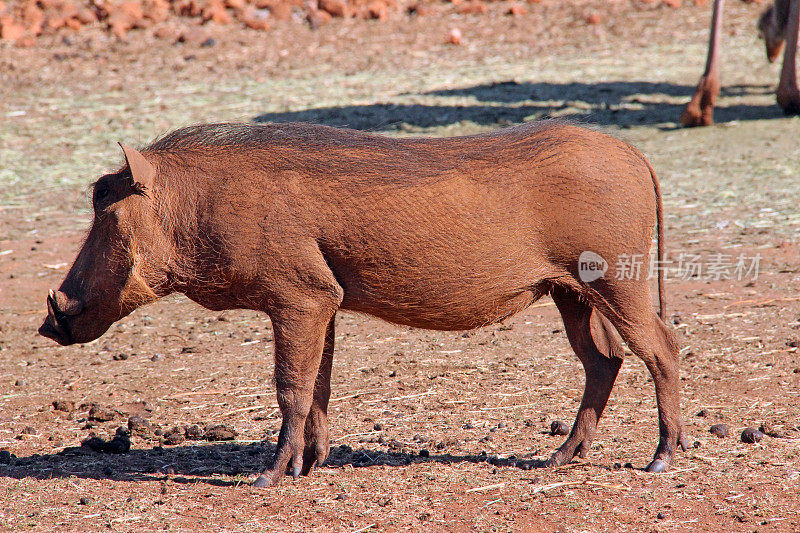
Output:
[{"left": 254, "top": 304, "right": 338, "bottom": 488}]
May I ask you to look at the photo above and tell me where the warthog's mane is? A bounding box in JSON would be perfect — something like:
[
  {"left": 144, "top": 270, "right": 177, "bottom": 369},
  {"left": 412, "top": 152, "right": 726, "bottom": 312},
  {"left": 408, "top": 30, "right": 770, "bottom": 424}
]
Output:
[
  {"left": 143, "top": 119, "right": 575, "bottom": 154},
  {"left": 140, "top": 119, "right": 582, "bottom": 193}
]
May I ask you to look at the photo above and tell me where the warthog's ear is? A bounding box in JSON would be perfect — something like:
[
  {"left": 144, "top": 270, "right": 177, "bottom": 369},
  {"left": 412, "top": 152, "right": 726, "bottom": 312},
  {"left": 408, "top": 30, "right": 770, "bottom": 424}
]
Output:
[{"left": 119, "top": 143, "right": 155, "bottom": 193}]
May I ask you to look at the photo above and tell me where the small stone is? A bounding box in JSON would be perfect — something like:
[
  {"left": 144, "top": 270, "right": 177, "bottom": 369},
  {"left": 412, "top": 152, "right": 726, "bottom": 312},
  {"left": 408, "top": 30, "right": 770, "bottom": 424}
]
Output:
[
  {"left": 112, "top": 353, "right": 129, "bottom": 361},
  {"left": 151, "top": 353, "right": 162, "bottom": 362},
  {"left": 418, "top": 449, "right": 429, "bottom": 457},
  {"left": 709, "top": 424, "right": 729, "bottom": 438},
  {"left": 585, "top": 12, "right": 602, "bottom": 24},
  {"left": 373, "top": 423, "right": 383, "bottom": 431},
  {"left": 306, "top": 9, "right": 331, "bottom": 29},
  {"left": 80, "top": 436, "right": 107, "bottom": 452},
  {"left": 696, "top": 409, "right": 708, "bottom": 417},
  {"left": 205, "top": 425, "right": 236, "bottom": 441},
  {"left": 446, "top": 28, "right": 462, "bottom": 45},
  {"left": 105, "top": 435, "right": 131, "bottom": 454},
  {"left": 88, "top": 405, "right": 116, "bottom": 422},
  {"left": 550, "top": 420, "right": 569, "bottom": 436},
  {"left": 164, "top": 428, "right": 186, "bottom": 445},
  {"left": 53, "top": 400, "right": 75, "bottom": 412},
  {"left": 657, "top": 512, "right": 665, "bottom": 520},
  {"left": 128, "top": 415, "right": 152, "bottom": 437},
  {"left": 177, "top": 29, "right": 208, "bottom": 45},
  {"left": 185, "top": 424, "right": 203, "bottom": 440},
  {"left": 0, "top": 450, "right": 14, "bottom": 464},
  {"left": 79, "top": 497, "right": 91, "bottom": 505},
  {"left": 21, "top": 426, "right": 37, "bottom": 435},
  {"left": 759, "top": 422, "right": 784, "bottom": 438},
  {"left": 741, "top": 427, "right": 764, "bottom": 444}
]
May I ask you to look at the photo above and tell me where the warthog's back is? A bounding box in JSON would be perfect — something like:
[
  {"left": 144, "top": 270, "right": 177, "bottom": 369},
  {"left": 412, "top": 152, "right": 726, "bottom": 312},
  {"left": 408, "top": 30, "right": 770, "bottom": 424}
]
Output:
[{"left": 144, "top": 121, "right": 657, "bottom": 330}]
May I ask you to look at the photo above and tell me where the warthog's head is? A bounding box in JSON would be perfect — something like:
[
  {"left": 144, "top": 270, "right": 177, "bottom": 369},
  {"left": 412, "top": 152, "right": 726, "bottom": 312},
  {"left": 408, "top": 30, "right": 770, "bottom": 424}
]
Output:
[{"left": 39, "top": 144, "right": 172, "bottom": 345}]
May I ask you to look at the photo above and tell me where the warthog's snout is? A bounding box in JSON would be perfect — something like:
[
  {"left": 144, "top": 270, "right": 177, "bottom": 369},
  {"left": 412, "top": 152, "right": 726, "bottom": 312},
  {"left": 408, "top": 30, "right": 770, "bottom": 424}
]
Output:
[{"left": 38, "top": 289, "right": 85, "bottom": 346}]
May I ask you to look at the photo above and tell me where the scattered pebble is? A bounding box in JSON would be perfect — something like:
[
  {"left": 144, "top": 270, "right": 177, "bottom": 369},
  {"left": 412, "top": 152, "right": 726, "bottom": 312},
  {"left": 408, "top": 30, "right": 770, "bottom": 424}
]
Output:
[
  {"left": 53, "top": 400, "right": 75, "bottom": 413},
  {"left": 709, "top": 423, "right": 729, "bottom": 438},
  {"left": 759, "top": 422, "right": 784, "bottom": 438},
  {"left": 80, "top": 433, "right": 131, "bottom": 454},
  {"left": 0, "top": 450, "right": 15, "bottom": 464},
  {"left": 128, "top": 415, "right": 153, "bottom": 437},
  {"left": 88, "top": 405, "right": 117, "bottom": 422},
  {"left": 186, "top": 424, "right": 204, "bottom": 440},
  {"left": 446, "top": 28, "right": 463, "bottom": 45},
  {"left": 585, "top": 12, "right": 602, "bottom": 24},
  {"left": 79, "top": 497, "right": 91, "bottom": 505},
  {"left": 164, "top": 427, "right": 186, "bottom": 445},
  {"left": 550, "top": 420, "right": 569, "bottom": 436},
  {"left": 204, "top": 424, "right": 237, "bottom": 441},
  {"left": 741, "top": 427, "right": 764, "bottom": 444}
]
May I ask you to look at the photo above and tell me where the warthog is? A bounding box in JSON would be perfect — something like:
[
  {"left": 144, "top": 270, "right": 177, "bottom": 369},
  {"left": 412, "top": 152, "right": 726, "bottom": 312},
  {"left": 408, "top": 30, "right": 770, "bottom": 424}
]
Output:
[{"left": 39, "top": 121, "right": 686, "bottom": 486}]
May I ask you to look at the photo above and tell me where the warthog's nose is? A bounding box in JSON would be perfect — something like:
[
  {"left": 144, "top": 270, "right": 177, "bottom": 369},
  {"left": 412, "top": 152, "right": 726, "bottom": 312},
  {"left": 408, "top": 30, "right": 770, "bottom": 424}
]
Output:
[
  {"left": 48, "top": 289, "right": 85, "bottom": 316},
  {"left": 39, "top": 289, "right": 83, "bottom": 345}
]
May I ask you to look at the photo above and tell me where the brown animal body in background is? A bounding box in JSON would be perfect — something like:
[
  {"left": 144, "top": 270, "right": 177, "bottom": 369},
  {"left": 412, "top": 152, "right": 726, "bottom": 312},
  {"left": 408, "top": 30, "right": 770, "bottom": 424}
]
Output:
[
  {"left": 39, "top": 121, "right": 687, "bottom": 486},
  {"left": 682, "top": 0, "right": 800, "bottom": 126}
]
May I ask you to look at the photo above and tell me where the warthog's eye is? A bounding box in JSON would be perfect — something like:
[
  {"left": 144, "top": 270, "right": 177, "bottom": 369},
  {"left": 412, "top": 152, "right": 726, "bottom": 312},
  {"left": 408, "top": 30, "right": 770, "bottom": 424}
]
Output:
[{"left": 94, "top": 187, "right": 110, "bottom": 203}]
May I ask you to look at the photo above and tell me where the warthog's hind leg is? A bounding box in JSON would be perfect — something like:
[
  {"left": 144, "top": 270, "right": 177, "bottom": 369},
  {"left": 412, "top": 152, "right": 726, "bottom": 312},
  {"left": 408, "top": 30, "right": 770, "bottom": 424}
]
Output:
[
  {"left": 589, "top": 281, "right": 688, "bottom": 473},
  {"left": 302, "top": 316, "right": 335, "bottom": 476}
]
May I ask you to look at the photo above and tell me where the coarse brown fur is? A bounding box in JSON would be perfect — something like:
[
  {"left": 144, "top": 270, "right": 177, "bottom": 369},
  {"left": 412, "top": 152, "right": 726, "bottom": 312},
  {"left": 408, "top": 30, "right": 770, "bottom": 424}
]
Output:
[
  {"left": 40, "top": 120, "right": 686, "bottom": 486},
  {"left": 682, "top": 0, "right": 800, "bottom": 126}
]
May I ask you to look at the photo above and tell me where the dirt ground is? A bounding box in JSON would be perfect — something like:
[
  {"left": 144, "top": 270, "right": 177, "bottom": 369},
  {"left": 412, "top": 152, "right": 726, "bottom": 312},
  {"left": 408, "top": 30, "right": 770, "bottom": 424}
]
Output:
[{"left": 1, "top": 0, "right": 800, "bottom": 531}]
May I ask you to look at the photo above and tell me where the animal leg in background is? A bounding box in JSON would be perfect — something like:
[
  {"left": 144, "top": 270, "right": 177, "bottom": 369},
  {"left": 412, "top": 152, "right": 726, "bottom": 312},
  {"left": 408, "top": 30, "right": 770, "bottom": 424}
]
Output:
[
  {"left": 777, "top": 0, "right": 800, "bottom": 113},
  {"left": 682, "top": 0, "right": 724, "bottom": 127}
]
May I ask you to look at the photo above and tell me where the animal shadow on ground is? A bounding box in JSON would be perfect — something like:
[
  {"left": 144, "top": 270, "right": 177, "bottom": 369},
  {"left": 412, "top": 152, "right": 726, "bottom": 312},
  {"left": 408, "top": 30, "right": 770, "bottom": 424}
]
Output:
[
  {"left": 0, "top": 441, "right": 561, "bottom": 486},
  {"left": 254, "top": 81, "right": 780, "bottom": 131}
]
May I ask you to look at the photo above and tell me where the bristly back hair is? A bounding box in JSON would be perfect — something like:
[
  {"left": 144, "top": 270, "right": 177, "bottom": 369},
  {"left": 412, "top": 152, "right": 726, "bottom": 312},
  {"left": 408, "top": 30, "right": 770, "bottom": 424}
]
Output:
[{"left": 142, "top": 119, "right": 576, "bottom": 155}]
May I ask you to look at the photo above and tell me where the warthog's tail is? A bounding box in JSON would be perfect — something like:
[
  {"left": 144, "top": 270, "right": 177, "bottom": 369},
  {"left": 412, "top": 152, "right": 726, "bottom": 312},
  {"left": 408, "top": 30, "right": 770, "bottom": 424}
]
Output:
[{"left": 629, "top": 147, "right": 666, "bottom": 321}]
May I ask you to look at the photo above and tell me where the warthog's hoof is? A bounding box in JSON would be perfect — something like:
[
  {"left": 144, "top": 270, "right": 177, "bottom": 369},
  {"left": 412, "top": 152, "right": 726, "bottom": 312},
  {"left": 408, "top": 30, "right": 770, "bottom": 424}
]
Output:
[
  {"left": 252, "top": 474, "right": 273, "bottom": 488},
  {"left": 645, "top": 459, "right": 668, "bottom": 473}
]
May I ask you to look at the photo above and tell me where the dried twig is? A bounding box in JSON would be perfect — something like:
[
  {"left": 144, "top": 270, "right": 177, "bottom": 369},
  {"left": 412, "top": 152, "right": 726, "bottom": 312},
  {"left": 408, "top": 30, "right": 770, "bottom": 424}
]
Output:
[{"left": 466, "top": 482, "right": 506, "bottom": 493}]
